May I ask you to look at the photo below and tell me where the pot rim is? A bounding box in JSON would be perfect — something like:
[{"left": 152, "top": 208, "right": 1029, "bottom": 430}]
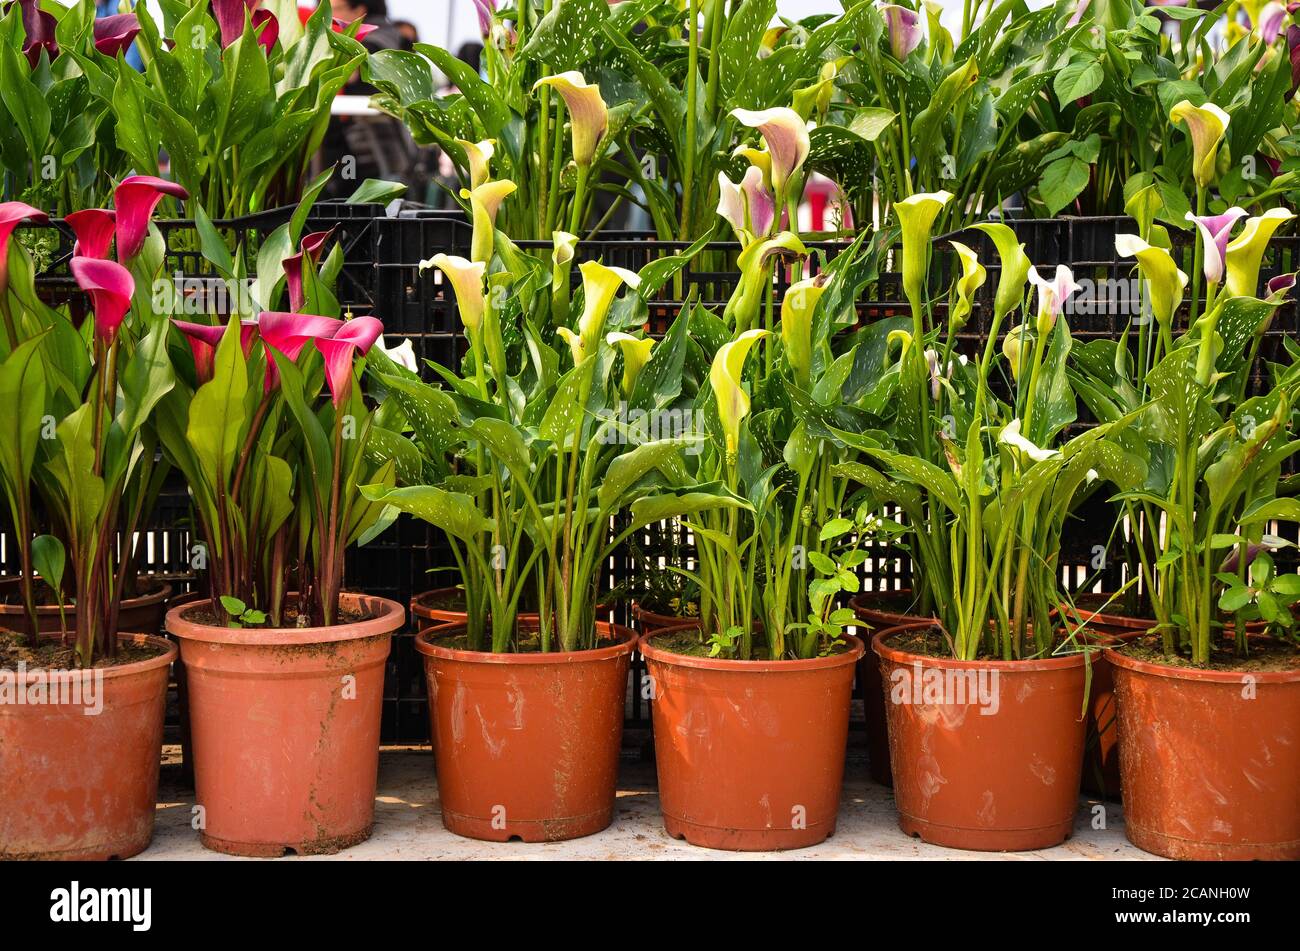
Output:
[
  {"left": 0, "top": 576, "right": 173, "bottom": 616},
  {"left": 638, "top": 623, "right": 864, "bottom": 672},
  {"left": 873, "top": 624, "right": 1087, "bottom": 672},
  {"left": 411, "top": 587, "right": 619, "bottom": 621},
  {"left": 0, "top": 632, "right": 176, "bottom": 680},
  {"left": 631, "top": 601, "right": 698, "bottom": 625},
  {"left": 415, "top": 619, "right": 636, "bottom": 664},
  {"left": 166, "top": 592, "right": 405, "bottom": 646},
  {"left": 1103, "top": 641, "right": 1300, "bottom": 684}
]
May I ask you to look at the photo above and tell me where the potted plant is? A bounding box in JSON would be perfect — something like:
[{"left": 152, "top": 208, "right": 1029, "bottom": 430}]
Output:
[
  {"left": 0, "top": 184, "right": 183, "bottom": 859},
  {"left": 359, "top": 167, "right": 701, "bottom": 841},
  {"left": 158, "top": 214, "right": 404, "bottom": 856},
  {"left": 1075, "top": 179, "right": 1300, "bottom": 858},
  {"left": 858, "top": 192, "right": 1149, "bottom": 851}
]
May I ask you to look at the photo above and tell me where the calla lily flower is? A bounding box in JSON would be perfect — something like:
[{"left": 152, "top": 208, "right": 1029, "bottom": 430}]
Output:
[
  {"left": 551, "top": 231, "right": 579, "bottom": 327},
  {"left": 94, "top": 13, "right": 141, "bottom": 58},
  {"left": 1170, "top": 100, "right": 1230, "bottom": 189},
  {"left": 730, "top": 108, "right": 811, "bottom": 198},
  {"left": 1002, "top": 325, "right": 1030, "bottom": 380},
  {"left": 173, "top": 320, "right": 226, "bottom": 383},
  {"left": 251, "top": 9, "right": 280, "bottom": 54},
  {"left": 552, "top": 231, "right": 578, "bottom": 268},
  {"left": 283, "top": 228, "right": 336, "bottom": 314},
  {"left": 421, "top": 254, "right": 487, "bottom": 332},
  {"left": 1114, "top": 234, "right": 1188, "bottom": 330},
  {"left": 1267, "top": 272, "right": 1297, "bottom": 301},
  {"left": 1187, "top": 208, "right": 1248, "bottom": 286},
  {"left": 17, "top": 0, "right": 58, "bottom": 67},
  {"left": 557, "top": 326, "right": 585, "bottom": 364},
  {"left": 1028, "top": 265, "right": 1081, "bottom": 335},
  {"left": 463, "top": 180, "right": 516, "bottom": 263},
  {"left": 1224, "top": 208, "right": 1295, "bottom": 298},
  {"left": 332, "top": 18, "right": 377, "bottom": 41},
  {"left": 213, "top": 0, "right": 256, "bottom": 48},
  {"left": 577, "top": 261, "right": 641, "bottom": 348},
  {"left": 534, "top": 72, "right": 609, "bottom": 168},
  {"left": 316, "top": 317, "right": 385, "bottom": 407},
  {"left": 71, "top": 257, "right": 135, "bottom": 344},
  {"left": 948, "top": 241, "right": 986, "bottom": 331},
  {"left": 472, "top": 0, "right": 498, "bottom": 37},
  {"left": 65, "top": 209, "right": 116, "bottom": 259},
  {"left": 972, "top": 223, "right": 1030, "bottom": 323},
  {"left": 999, "top": 418, "right": 1060, "bottom": 464},
  {"left": 878, "top": 4, "right": 923, "bottom": 60},
  {"left": 760, "top": 26, "right": 788, "bottom": 57},
  {"left": 780, "top": 276, "right": 828, "bottom": 389},
  {"left": 1258, "top": 2, "right": 1287, "bottom": 39},
  {"left": 606, "top": 332, "right": 655, "bottom": 394},
  {"left": 114, "top": 175, "right": 190, "bottom": 260},
  {"left": 0, "top": 201, "right": 49, "bottom": 275},
  {"left": 259, "top": 311, "right": 344, "bottom": 359},
  {"left": 733, "top": 145, "right": 773, "bottom": 185},
  {"left": 717, "top": 166, "right": 776, "bottom": 240},
  {"left": 376, "top": 336, "right": 419, "bottom": 373},
  {"left": 896, "top": 191, "right": 954, "bottom": 306},
  {"left": 726, "top": 231, "right": 808, "bottom": 332},
  {"left": 456, "top": 139, "right": 496, "bottom": 189},
  {"left": 710, "top": 329, "right": 770, "bottom": 457},
  {"left": 793, "top": 61, "right": 839, "bottom": 120}
]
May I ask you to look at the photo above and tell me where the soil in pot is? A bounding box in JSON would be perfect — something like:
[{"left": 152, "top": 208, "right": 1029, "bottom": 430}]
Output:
[
  {"left": 850, "top": 589, "right": 932, "bottom": 788},
  {"left": 167, "top": 592, "right": 404, "bottom": 857},
  {"left": 0, "top": 632, "right": 176, "bottom": 860},
  {"left": 417, "top": 620, "right": 636, "bottom": 842},
  {"left": 874, "top": 624, "right": 1088, "bottom": 852},
  {"left": 640, "top": 625, "right": 863, "bottom": 851},
  {"left": 1107, "top": 635, "right": 1300, "bottom": 860},
  {"left": 0, "top": 575, "right": 173, "bottom": 638}
]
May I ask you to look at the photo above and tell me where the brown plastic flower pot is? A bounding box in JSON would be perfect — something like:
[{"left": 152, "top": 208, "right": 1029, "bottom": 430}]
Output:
[
  {"left": 0, "top": 575, "right": 172, "bottom": 637},
  {"left": 1106, "top": 642, "right": 1300, "bottom": 860},
  {"left": 639, "top": 627, "right": 864, "bottom": 851},
  {"left": 874, "top": 625, "right": 1087, "bottom": 852},
  {"left": 417, "top": 620, "right": 636, "bottom": 842},
  {"left": 0, "top": 634, "right": 175, "bottom": 860},
  {"left": 167, "top": 592, "right": 403, "bottom": 857},
  {"left": 631, "top": 602, "right": 696, "bottom": 634},
  {"left": 850, "top": 590, "right": 932, "bottom": 786},
  {"left": 412, "top": 587, "right": 617, "bottom": 626}
]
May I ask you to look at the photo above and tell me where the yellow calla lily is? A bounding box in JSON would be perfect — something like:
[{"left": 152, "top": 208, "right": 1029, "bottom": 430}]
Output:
[
  {"left": 557, "top": 326, "right": 584, "bottom": 364},
  {"left": 551, "top": 230, "right": 579, "bottom": 326},
  {"left": 1002, "top": 324, "right": 1031, "bottom": 380},
  {"left": 896, "top": 191, "right": 954, "bottom": 307},
  {"left": 1115, "top": 233, "right": 1189, "bottom": 331},
  {"left": 420, "top": 254, "right": 486, "bottom": 332},
  {"left": 971, "top": 222, "right": 1030, "bottom": 323},
  {"left": 710, "top": 329, "right": 770, "bottom": 457},
  {"left": 606, "top": 332, "right": 655, "bottom": 394},
  {"left": 552, "top": 230, "right": 578, "bottom": 268},
  {"left": 577, "top": 260, "right": 641, "bottom": 348},
  {"left": 948, "top": 241, "right": 986, "bottom": 331},
  {"left": 780, "top": 276, "right": 828, "bottom": 388},
  {"left": 1170, "top": 100, "right": 1230, "bottom": 189},
  {"left": 725, "top": 230, "right": 808, "bottom": 332},
  {"left": 533, "top": 71, "right": 608, "bottom": 167},
  {"left": 1224, "top": 208, "right": 1295, "bottom": 298},
  {"left": 455, "top": 138, "right": 496, "bottom": 189},
  {"left": 733, "top": 145, "right": 773, "bottom": 186},
  {"left": 793, "top": 61, "right": 839, "bottom": 120},
  {"left": 463, "top": 180, "right": 516, "bottom": 263}
]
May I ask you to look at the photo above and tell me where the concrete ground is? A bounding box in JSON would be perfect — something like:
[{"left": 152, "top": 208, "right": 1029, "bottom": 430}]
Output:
[{"left": 141, "top": 742, "right": 1160, "bottom": 861}]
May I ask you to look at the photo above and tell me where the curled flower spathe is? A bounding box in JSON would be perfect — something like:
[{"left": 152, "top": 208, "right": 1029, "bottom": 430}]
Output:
[
  {"left": 114, "top": 175, "right": 189, "bottom": 261},
  {"left": 71, "top": 257, "right": 135, "bottom": 344},
  {"left": 1187, "top": 208, "right": 1248, "bottom": 286},
  {"left": 576, "top": 260, "right": 641, "bottom": 348},
  {"left": 1170, "top": 100, "right": 1230, "bottom": 189},
  {"left": 1114, "top": 234, "right": 1188, "bottom": 331},
  {"left": 421, "top": 254, "right": 487, "bottom": 332},
  {"left": 948, "top": 241, "right": 986, "bottom": 331},
  {"left": 606, "top": 332, "right": 655, "bottom": 395},
  {"left": 972, "top": 223, "right": 1030, "bottom": 323},
  {"left": 1224, "top": 208, "right": 1295, "bottom": 298},
  {"left": 896, "top": 191, "right": 954, "bottom": 305},
  {"left": 717, "top": 166, "right": 776, "bottom": 240},
  {"left": 730, "top": 108, "right": 811, "bottom": 198},
  {"left": 456, "top": 139, "right": 496, "bottom": 189},
  {"left": 780, "top": 276, "right": 828, "bottom": 389},
  {"left": 1028, "top": 265, "right": 1081, "bottom": 335},
  {"left": 94, "top": 13, "right": 141, "bottom": 58},
  {"left": 710, "top": 329, "right": 770, "bottom": 458},
  {"left": 316, "top": 317, "right": 385, "bottom": 407},
  {"left": 534, "top": 72, "right": 608, "bottom": 167},
  {"left": 999, "top": 418, "right": 1060, "bottom": 464},
  {"left": 878, "top": 4, "right": 923, "bottom": 60},
  {"left": 463, "top": 180, "right": 516, "bottom": 264}
]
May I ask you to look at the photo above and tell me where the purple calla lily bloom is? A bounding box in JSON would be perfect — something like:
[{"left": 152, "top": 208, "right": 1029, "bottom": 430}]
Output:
[
  {"left": 114, "top": 175, "right": 190, "bottom": 260},
  {"left": 212, "top": 0, "right": 257, "bottom": 48},
  {"left": 252, "top": 9, "right": 279, "bottom": 54},
  {"left": 93, "top": 13, "right": 141, "bottom": 58},
  {"left": 64, "top": 209, "right": 116, "bottom": 259},
  {"left": 1187, "top": 208, "right": 1248, "bottom": 286},
  {"left": 14, "top": 0, "right": 58, "bottom": 67},
  {"left": 1267, "top": 272, "right": 1297, "bottom": 300},
  {"left": 878, "top": 4, "right": 922, "bottom": 60},
  {"left": 1257, "top": 2, "right": 1287, "bottom": 40},
  {"left": 71, "top": 257, "right": 135, "bottom": 344},
  {"left": 472, "top": 0, "right": 497, "bottom": 38}
]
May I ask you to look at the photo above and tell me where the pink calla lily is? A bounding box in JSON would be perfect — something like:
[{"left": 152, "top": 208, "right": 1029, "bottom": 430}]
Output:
[
  {"left": 114, "top": 175, "right": 190, "bottom": 260},
  {"left": 332, "top": 17, "right": 378, "bottom": 41},
  {"left": 252, "top": 9, "right": 279, "bottom": 54},
  {"left": 1027, "top": 265, "right": 1082, "bottom": 334},
  {"left": 173, "top": 320, "right": 227, "bottom": 383},
  {"left": 1187, "top": 208, "right": 1248, "bottom": 286},
  {"left": 472, "top": 0, "right": 497, "bottom": 37},
  {"left": 16, "top": 0, "right": 58, "bottom": 68},
  {"left": 64, "top": 209, "right": 116, "bottom": 259},
  {"left": 259, "top": 311, "right": 344, "bottom": 392},
  {"left": 71, "top": 257, "right": 135, "bottom": 344},
  {"left": 283, "top": 228, "right": 336, "bottom": 313},
  {"left": 316, "top": 316, "right": 384, "bottom": 406},
  {"left": 0, "top": 201, "right": 49, "bottom": 293},
  {"left": 878, "top": 3, "right": 923, "bottom": 60},
  {"left": 213, "top": 0, "right": 256, "bottom": 48},
  {"left": 1258, "top": 2, "right": 1287, "bottom": 40},
  {"left": 730, "top": 108, "right": 811, "bottom": 197},
  {"left": 93, "top": 13, "right": 141, "bottom": 58}
]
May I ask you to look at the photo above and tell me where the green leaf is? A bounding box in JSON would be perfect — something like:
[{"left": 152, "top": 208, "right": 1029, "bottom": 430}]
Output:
[
  {"left": 1054, "top": 59, "right": 1103, "bottom": 106},
  {"left": 518, "top": 0, "right": 611, "bottom": 73},
  {"left": 357, "top": 483, "right": 494, "bottom": 542},
  {"left": 1038, "top": 156, "right": 1090, "bottom": 215},
  {"left": 347, "top": 178, "right": 407, "bottom": 204},
  {"left": 31, "top": 535, "right": 65, "bottom": 596},
  {"left": 220, "top": 595, "right": 247, "bottom": 616},
  {"left": 187, "top": 320, "right": 249, "bottom": 490}
]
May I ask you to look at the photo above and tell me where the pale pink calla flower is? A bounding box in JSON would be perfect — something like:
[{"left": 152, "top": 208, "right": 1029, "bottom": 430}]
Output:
[
  {"left": 1186, "top": 208, "right": 1248, "bottom": 286},
  {"left": 114, "top": 175, "right": 190, "bottom": 260},
  {"left": 332, "top": 17, "right": 378, "bottom": 41},
  {"left": 1027, "top": 264, "right": 1082, "bottom": 334},
  {"left": 71, "top": 257, "right": 135, "bottom": 344},
  {"left": 64, "top": 209, "right": 116, "bottom": 259},
  {"left": 1257, "top": 2, "right": 1288, "bottom": 39},
  {"left": 878, "top": 4, "right": 923, "bottom": 60},
  {"left": 730, "top": 107, "right": 811, "bottom": 197},
  {"left": 0, "top": 201, "right": 48, "bottom": 262}
]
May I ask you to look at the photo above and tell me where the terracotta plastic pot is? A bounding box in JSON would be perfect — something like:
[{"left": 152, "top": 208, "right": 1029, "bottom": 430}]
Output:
[
  {"left": 0, "top": 634, "right": 175, "bottom": 860},
  {"left": 874, "top": 625, "right": 1087, "bottom": 851},
  {"left": 850, "top": 590, "right": 933, "bottom": 787},
  {"left": 412, "top": 587, "right": 616, "bottom": 626},
  {"left": 1106, "top": 641, "right": 1300, "bottom": 860},
  {"left": 640, "top": 626, "right": 864, "bottom": 851},
  {"left": 631, "top": 602, "right": 697, "bottom": 634},
  {"left": 0, "top": 576, "right": 173, "bottom": 637},
  {"left": 417, "top": 620, "right": 636, "bottom": 842},
  {"left": 167, "top": 592, "right": 403, "bottom": 856}
]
